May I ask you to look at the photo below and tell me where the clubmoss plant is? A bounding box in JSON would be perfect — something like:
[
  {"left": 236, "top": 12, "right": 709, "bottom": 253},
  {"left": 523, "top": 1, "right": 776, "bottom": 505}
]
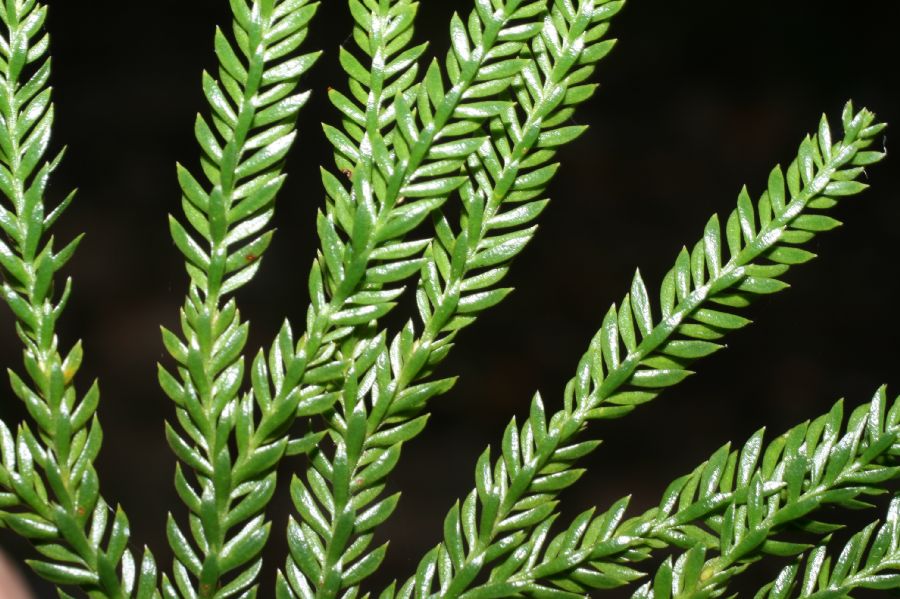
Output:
[{"left": 0, "top": 0, "right": 896, "bottom": 598}]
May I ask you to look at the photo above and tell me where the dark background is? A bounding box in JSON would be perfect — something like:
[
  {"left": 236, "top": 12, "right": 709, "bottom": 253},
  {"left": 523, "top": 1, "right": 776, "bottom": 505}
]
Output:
[{"left": 2, "top": 0, "right": 900, "bottom": 596}]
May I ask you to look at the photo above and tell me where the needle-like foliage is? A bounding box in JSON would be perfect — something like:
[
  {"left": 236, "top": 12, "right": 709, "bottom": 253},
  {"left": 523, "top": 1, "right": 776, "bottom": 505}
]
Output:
[
  {"left": 281, "top": 2, "right": 624, "bottom": 597},
  {"left": 455, "top": 386, "right": 900, "bottom": 598},
  {"left": 0, "top": 1, "right": 897, "bottom": 598},
  {"left": 158, "top": 0, "right": 321, "bottom": 596},
  {"left": 626, "top": 386, "right": 900, "bottom": 599},
  {"left": 757, "top": 496, "right": 900, "bottom": 598},
  {"left": 376, "top": 104, "right": 886, "bottom": 599},
  {"left": 0, "top": 2, "right": 158, "bottom": 596}
]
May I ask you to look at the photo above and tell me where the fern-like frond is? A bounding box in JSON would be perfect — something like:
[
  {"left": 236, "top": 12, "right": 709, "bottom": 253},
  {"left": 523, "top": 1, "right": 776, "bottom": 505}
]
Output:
[
  {"left": 379, "top": 104, "right": 885, "bottom": 599},
  {"left": 632, "top": 389, "right": 900, "bottom": 598},
  {"left": 328, "top": 0, "right": 424, "bottom": 167},
  {"left": 756, "top": 496, "right": 900, "bottom": 599},
  {"left": 279, "top": 2, "right": 625, "bottom": 597},
  {"left": 418, "top": 0, "right": 624, "bottom": 323},
  {"left": 489, "top": 386, "right": 900, "bottom": 597},
  {"left": 263, "top": 0, "right": 550, "bottom": 415},
  {"left": 270, "top": 2, "right": 568, "bottom": 597},
  {"left": 158, "top": 0, "right": 320, "bottom": 596},
  {"left": 275, "top": 2, "right": 628, "bottom": 597},
  {"left": 259, "top": 0, "right": 551, "bottom": 421},
  {"left": 364, "top": 0, "right": 625, "bottom": 458},
  {"left": 0, "top": 3, "right": 159, "bottom": 596},
  {"left": 168, "top": 0, "right": 320, "bottom": 299}
]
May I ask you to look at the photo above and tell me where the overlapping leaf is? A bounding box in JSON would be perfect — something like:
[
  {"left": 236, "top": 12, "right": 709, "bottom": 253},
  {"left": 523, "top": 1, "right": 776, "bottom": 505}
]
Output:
[
  {"left": 158, "top": 0, "right": 321, "bottom": 596},
  {"left": 757, "top": 496, "right": 900, "bottom": 598},
  {"left": 0, "top": 3, "right": 158, "bottom": 596},
  {"left": 378, "top": 104, "right": 885, "bottom": 599},
  {"left": 288, "top": 0, "right": 552, "bottom": 395},
  {"left": 275, "top": 1, "right": 577, "bottom": 597},
  {"left": 484, "top": 387, "right": 900, "bottom": 597},
  {"left": 632, "top": 389, "right": 900, "bottom": 598},
  {"left": 280, "top": 3, "right": 626, "bottom": 598}
]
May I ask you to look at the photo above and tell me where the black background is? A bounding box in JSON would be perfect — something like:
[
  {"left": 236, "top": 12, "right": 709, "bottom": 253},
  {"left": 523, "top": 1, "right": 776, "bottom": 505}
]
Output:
[{"left": 2, "top": 0, "right": 900, "bottom": 596}]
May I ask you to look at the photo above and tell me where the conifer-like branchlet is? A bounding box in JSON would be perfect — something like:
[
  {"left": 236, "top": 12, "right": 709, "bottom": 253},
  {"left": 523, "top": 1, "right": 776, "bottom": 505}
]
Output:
[
  {"left": 757, "top": 496, "right": 900, "bottom": 598},
  {"left": 0, "top": 2, "right": 158, "bottom": 596},
  {"left": 158, "top": 0, "right": 321, "bottom": 596},
  {"left": 486, "top": 386, "right": 900, "bottom": 598},
  {"left": 382, "top": 104, "right": 885, "bottom": 599},
  {"left": 282, "top": 2, "right": 626, "bottom": 597},
  {"left": 632, "top": 391, "right": 900, "bottom": 598},
  {"left": 0, "top": 2, "right": 896, "bottom": 598}
]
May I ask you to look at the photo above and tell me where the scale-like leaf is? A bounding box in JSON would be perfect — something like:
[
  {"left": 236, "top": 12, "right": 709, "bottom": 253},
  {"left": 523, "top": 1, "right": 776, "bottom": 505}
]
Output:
[
  {"left": 279, "top": 3, "right": 634, "bottom": 597},
  {"left": 384, "top": 103, "right": 885, "bottom": 598},
  {"left": 496, "top": 387, "right": 900, "bottom": 597},
  {"left": 0, "top": 4, "right": 158, "bottom": 596},
  {"left": 159, "top": 0, "right": 322, "bottom": 595}
]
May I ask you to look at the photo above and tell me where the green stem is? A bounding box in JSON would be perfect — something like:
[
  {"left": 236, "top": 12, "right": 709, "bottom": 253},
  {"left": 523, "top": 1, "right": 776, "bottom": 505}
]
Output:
[
  {"left": 0, "top": 6, "right": 129, "bottom": 598},
  {"left": 188, "top": 6, "right": 275, "bottom": 597},
  {"left": 293, "top": 3, "right": 538, "bottom": 597},
  {"left": 405, "top": 119, "right": 872, "bottom": 599},
  {"left": 689, "top": 450, "right": 894, "bottom": 598}
]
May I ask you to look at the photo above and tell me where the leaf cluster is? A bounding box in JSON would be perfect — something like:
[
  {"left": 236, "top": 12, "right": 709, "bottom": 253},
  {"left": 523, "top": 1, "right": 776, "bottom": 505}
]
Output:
[{"left": 0, "top": 1, "right": 897, "bottom": 599}]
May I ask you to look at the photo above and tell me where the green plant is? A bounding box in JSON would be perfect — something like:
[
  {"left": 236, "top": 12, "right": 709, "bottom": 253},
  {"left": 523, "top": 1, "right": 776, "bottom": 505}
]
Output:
[{"left": 0, "top": 0, "right": 896, "bottom": 598}]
